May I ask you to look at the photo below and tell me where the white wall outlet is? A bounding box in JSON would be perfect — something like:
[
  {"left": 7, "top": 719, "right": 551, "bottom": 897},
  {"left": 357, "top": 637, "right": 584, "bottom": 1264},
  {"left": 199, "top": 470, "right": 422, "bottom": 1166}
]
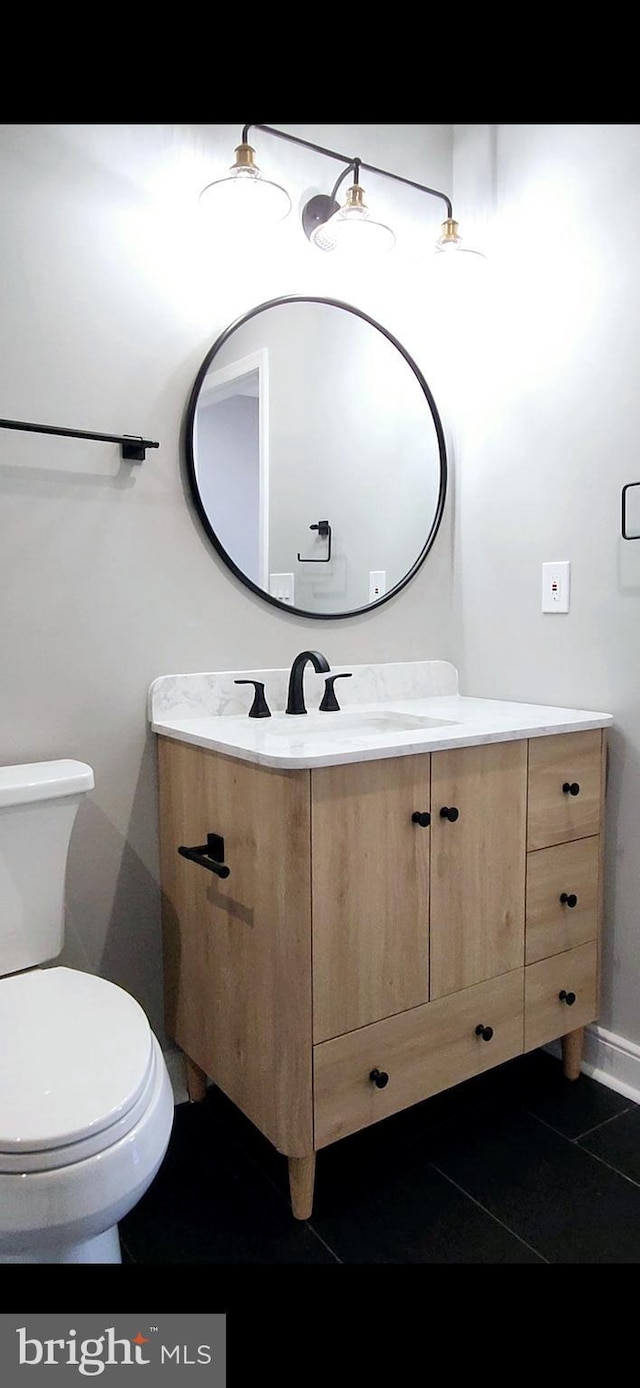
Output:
[
  {"left": 269, "top": 573, "right": 294, "bottom": 605},
  {"left": 542, "top": 560, "right": 571, "bottom": 613},
  {"left": 369, "top": 570, "right": 386, "bottom": 601}
]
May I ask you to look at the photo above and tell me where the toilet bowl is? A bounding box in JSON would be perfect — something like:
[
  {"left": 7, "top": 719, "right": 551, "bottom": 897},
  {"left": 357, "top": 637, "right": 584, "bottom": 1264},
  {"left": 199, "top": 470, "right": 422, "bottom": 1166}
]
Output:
[
  {"left": 0, "top": 967, "right": 174, "bottom": 1263},
  {"left": 0, "top": 760, "right": 174, "bottom": 1263}
]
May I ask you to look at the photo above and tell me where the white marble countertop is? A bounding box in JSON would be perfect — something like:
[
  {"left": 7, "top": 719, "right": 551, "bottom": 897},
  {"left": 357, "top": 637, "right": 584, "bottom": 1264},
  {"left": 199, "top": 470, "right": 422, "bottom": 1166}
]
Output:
[{"left": 149, "top": 662, "right": 613, "bottom": 770}]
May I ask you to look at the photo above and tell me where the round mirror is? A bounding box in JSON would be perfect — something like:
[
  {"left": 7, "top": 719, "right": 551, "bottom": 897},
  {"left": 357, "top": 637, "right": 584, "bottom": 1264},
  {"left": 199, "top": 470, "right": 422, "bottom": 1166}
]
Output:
[{"left": 185, "top": 296, "right": 447, "bottom": 619}]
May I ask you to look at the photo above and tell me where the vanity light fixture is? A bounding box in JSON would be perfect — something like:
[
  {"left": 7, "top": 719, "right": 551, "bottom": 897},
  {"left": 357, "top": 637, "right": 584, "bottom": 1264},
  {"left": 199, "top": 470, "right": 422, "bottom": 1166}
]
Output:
[{"left": 201, "top": 124, "right": 482, "bottom": 258}]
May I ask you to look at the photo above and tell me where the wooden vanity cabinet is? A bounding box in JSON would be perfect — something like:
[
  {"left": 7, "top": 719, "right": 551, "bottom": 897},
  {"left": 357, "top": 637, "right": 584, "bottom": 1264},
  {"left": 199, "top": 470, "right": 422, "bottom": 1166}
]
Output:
[{"left": 157, "top": 726, "right": 606, "bottom": 1219}]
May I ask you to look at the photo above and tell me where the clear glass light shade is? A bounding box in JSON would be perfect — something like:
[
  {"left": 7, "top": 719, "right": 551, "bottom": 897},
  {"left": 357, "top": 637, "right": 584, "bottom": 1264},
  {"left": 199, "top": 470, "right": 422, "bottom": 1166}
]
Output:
[
  {"left": 435, "top": 241, "right": 487, "bottom": 260},
  {"left": 199, "top": 144, "right": 292, "bottom": 229},
  {"left": 311, "top": 183, "right": 396, "bottom": 255},
  {"left": 434, "top": 217, "right": 486, "bottom": 259}
]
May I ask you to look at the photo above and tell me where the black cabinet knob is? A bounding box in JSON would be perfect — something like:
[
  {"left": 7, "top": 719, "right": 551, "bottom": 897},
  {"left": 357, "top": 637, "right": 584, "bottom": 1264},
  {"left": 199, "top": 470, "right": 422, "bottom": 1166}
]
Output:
[
  {"left": 560, "top": 892, "right": 578, "bottom": 908},
  {"left": 369, "top": 1068, "right": 389, "bottom": 1089},
  {"left": 440, "top": 806, "right": 460, "bottom": 822},
  {"left": 562, "top": 782, "right": 581, "bottom": 796},
  {"left": 559, "top": 990, "right": 577, "bottom": 1005},
  {"left": 475, "top": 1024, "right": 494, "bottom": 1042},
  {"left": 412, "top": 811, "right": 431, "bottom": 827}
]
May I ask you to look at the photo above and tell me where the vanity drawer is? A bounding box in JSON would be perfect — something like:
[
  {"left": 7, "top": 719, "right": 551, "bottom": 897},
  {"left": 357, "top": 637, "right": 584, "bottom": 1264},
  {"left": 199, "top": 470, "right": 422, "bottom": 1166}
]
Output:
[
  {"left": 527, "top": 730, "right": 603, "bottom": 850},
  {"left": 525, "top": 836, "right": 600, "bottom": 964},
  {"left": 313, "top": 969, "right": 524, "bottom": 1148},
  {"left": 524, "top": 941, "right": 597, "bottom": 1052}
]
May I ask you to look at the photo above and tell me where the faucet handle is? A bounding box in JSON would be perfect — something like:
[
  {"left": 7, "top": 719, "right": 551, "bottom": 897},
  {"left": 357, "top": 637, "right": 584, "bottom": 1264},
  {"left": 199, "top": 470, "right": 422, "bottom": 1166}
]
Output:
[
  {"left": 234, "top": 680, "right": 271, "bottom": 719},
  {"left": 319, "top": 673, "right": 353, "bottom": 712}
]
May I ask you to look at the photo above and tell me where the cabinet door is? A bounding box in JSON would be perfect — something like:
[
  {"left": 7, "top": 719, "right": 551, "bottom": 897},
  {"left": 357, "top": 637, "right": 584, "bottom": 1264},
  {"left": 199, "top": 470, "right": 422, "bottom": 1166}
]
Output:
[
  {"left": 430, "top": 741, "right": 527, "bottom": 999},
  {"left": 311, "top": 755, "right": 430, "bottom": 1043}
]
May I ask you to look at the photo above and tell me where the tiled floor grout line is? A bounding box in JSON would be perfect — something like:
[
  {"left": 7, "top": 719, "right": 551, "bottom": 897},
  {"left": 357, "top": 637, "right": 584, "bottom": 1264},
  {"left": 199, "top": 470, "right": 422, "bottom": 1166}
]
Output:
[
  {"left": 222, "top": 1129, "right": 343, "bottom": 1262},
  {"left": 428, "top": 1161, "right": 549, "bottom": 1263},
  {"left": 230, "top": 1150, "right": 344, "bottom": 1263},
  {"left": 523, "top": 1104, "right": 630, "bottom": 1153},
  {"left": 571, "top": 1141, "right": 640, "bottom": 1190},
  {"left": 521, "top": 1107, "right": 585, "bottom": 1139},
  {"left": 524, "top": 1106, "right": 640, "bottom": 1189},
  {"left": 228, "top": 1142, "right": 291, "bottom": 1204},
  {"left": 304, "top": 1225, "right": 343, "bottom": 1263},
  {"left": 570, "top": 1106, "right": 636, "bottom": 1143}
]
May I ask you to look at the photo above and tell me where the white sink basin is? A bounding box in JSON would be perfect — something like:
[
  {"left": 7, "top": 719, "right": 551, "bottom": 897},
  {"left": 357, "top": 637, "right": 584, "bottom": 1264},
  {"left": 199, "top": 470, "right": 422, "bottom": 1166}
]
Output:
[{"left": 265, "top": 710, "right": 457, "bottom": 737}]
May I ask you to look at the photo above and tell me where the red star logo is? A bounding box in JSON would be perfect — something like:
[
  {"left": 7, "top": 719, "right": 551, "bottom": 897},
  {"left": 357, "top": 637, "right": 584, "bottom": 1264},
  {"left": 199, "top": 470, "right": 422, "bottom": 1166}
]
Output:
[{"left": 132, "top": 1333, "right": 150, "bottom": 1345}]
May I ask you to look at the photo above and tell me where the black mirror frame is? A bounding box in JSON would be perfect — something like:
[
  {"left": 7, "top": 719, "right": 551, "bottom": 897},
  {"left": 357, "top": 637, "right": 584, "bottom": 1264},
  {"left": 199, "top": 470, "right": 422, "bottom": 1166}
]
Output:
[{"left": 184, "top": 295, "right": 448, "bottom": 620}]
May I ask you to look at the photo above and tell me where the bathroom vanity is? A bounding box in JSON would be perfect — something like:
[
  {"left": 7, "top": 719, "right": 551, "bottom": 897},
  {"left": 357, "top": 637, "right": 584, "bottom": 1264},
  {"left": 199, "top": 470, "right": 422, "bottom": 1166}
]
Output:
[{"left": 150, "top": 661, "right": 611, "bottom": 1219}]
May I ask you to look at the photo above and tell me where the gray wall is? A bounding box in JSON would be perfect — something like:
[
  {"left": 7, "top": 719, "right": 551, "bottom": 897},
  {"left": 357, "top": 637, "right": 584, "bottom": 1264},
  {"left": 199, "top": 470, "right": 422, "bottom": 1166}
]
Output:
[
  {"left": 0, "top": 124, "right": 455, "bottom": 1045},
  {"left": 452, "top": 124, "right": 640, "bottom": 1050}
]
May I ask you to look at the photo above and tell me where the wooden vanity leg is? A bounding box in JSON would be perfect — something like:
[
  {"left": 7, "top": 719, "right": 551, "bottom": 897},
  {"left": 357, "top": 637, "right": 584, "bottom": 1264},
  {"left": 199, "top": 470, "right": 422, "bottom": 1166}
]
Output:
[
  {"left": 561, "top": 1026, "right": 585, "bottom": 1081},
  {"left": 185, "top": 1055, "right": 208, "bottom": 1102},
  {"left": 288, "top": 1155, "right": 316, "bottom": 1220}
]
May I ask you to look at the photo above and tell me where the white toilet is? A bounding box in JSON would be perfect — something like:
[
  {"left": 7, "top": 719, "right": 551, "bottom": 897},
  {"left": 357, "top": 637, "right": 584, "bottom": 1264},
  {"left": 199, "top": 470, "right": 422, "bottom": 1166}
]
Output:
[{"left": 0, "top": 759, "right": 174, "bottom": 1263}]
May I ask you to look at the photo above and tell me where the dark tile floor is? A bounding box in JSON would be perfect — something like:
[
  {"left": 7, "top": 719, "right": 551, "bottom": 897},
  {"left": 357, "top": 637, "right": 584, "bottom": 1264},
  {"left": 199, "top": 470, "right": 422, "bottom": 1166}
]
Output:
[{"left": 120, "top": 1050, "right": 640, "bottom": 1264}]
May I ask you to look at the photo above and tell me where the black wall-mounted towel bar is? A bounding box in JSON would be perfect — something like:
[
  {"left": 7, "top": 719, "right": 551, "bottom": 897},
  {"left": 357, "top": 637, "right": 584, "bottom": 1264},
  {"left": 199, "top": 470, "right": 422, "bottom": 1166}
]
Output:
[{"left": 0, "top": 417, "right": 160, "bottom": 462}]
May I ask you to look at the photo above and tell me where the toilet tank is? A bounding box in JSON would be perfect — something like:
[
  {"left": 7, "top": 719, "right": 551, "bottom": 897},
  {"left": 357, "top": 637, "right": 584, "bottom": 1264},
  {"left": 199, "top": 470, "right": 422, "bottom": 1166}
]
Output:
[{"left": 0, "top": 761, "right": 94, "bottom": 976}]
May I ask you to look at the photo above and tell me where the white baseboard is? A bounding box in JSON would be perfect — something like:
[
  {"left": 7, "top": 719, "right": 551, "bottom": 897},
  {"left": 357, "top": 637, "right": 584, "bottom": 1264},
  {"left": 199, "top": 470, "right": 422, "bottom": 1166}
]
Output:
[{"left": 546, "top": 1023, "right": 640, "bottom": 1105}]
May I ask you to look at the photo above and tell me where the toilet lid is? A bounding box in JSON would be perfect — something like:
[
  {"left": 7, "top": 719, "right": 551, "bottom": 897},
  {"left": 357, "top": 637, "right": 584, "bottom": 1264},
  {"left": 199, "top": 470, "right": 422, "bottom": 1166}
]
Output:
[{"left": 0, "top": 967, "right": 154, "bottom": 1156}]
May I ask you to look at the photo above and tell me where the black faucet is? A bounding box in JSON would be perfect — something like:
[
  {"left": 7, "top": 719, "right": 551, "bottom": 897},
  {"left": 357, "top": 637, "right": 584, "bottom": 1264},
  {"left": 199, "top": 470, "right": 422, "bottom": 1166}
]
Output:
[{"left": 286, "top": 650, "right": 331, "bottom": 715}]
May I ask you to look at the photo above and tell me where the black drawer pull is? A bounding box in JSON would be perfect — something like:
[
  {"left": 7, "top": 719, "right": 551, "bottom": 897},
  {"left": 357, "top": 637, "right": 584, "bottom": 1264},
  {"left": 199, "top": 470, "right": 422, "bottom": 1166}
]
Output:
[
  {"left": 475, "top": 1024, "right": 494, "bottom": 1042},
  {"left": 412, "top": 811, "right": 431, "bottom": 827},
  {"left": 562, "top": 782, "right": 581, "bottom": 796},
  {"left": 178, "top": 833, "right": 231, "bottom": 879},
  {"left": 440, "top": 806, "right": 460, "bottom": 822},
  {"left": 369, "top": 1068, "right": 389, "bottom": 1089},
  {"left": 559, "top": 989, "right": 576, "bottom": 1006},
  {"left": 560, "top": 892, "right": 578, "bottom": 908}
]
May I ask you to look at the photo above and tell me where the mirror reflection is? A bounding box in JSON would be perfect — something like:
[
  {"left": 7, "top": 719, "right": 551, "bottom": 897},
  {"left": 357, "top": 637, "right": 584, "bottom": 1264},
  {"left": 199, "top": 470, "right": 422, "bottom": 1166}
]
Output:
[{"left": 186, "top": 296, "right": 447, "bottom": 618}]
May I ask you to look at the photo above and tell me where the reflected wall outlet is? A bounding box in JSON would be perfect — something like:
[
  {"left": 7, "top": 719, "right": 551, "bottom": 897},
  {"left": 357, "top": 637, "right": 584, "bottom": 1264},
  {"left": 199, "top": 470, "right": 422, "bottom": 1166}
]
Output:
[
  {"left": 369, "top": 570, "right": 386, "bottom": 601},
  {"left": 542, "top": 560, "right": 570, "bottom": 613},
  {"left": 269, "top": 573, "right": 294, "bottom": 605}
]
